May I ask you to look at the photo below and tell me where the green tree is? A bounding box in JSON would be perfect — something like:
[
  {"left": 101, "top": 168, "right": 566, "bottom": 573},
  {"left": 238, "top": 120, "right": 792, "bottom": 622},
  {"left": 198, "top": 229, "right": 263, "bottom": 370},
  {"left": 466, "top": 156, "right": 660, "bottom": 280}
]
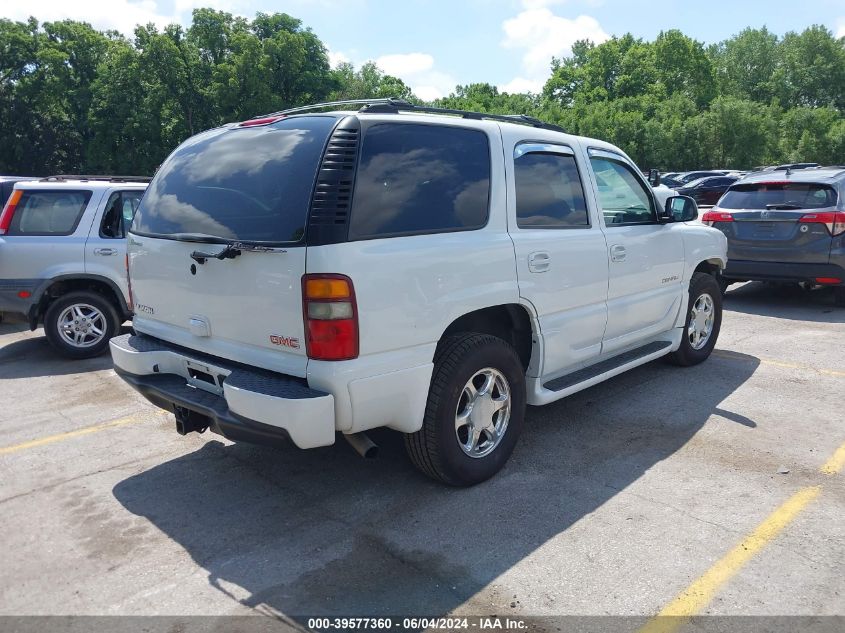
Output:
[
  {"left": 252, "top": 12, "right": 336, "bottom": 110},
  {"left": 775, "top": 25, "right": 845, "bottom": 109},
  {"left": 330, "top": 61, "right": 414, "bottom": 101},
  {"left": 710, "top": 27, "right": 779, "bottom": 103},
  {"left": 777, "top": 106, "right": 842, "bottom": 164},
  {"left": 438, "top": 83, "right": 539, "bottom": 115},
  {"left": 652, "top": 30, "right": 716, "bottom": 107}
]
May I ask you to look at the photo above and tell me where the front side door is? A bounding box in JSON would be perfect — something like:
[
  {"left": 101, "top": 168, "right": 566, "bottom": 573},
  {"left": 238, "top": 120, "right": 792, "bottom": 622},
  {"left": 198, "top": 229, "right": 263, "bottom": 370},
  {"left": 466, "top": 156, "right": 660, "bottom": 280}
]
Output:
[
  {"left": 586, "top": 149, "right": 685, "bottom": 354},
  {"left": 85, "top": 189, "right": 144, "bottom": 302},
  {"left": 506, "top": 139, "right": 609, "bottom": 379}
]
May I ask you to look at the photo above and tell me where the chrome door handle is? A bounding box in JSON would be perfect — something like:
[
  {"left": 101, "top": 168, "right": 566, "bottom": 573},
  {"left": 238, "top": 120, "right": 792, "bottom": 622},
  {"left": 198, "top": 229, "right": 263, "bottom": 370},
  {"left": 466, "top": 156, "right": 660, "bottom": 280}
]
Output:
[
  {"left": 610, "top": 245, "right": 627, "bottom": 262},
  {"left": 527, "top": 251, "right": 551, "bottom": 273},
  {"left": 93, "top": 248, "right": 117, "bottom": 256}
]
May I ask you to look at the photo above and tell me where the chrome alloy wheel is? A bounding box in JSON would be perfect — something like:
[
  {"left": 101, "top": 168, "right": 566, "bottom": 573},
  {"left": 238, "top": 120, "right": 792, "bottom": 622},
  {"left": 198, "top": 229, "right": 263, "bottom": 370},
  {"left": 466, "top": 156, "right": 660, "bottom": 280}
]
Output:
[
  {"left": 688, "top": 292, "right": 715, "bottom": 350},
  {"left": 455, "top": 367, "right": 511, "bottom": 458},
  {"left": 58, "top": 303, "right": 107, "bottom": 348}
]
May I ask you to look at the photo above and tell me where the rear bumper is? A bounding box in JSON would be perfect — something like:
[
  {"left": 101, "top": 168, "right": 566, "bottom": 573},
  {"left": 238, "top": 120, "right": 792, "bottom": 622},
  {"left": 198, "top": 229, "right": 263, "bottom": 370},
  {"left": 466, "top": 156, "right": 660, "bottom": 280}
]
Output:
[
  {"left": 0, "top": 279, "right": 40, "bottom": 316},
  {"left": 722, "top": 260, "right": 845, "bottom": 285},
  {"left": 110, "top": 333, "right": 336, "bottom": 449}
]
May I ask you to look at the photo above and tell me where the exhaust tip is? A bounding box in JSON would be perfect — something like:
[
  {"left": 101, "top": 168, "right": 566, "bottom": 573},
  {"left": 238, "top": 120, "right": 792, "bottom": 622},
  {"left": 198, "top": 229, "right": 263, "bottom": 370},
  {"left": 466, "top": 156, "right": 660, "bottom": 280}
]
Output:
[{"left": 344, "top": 432, "right": 378, "bottom": 459}]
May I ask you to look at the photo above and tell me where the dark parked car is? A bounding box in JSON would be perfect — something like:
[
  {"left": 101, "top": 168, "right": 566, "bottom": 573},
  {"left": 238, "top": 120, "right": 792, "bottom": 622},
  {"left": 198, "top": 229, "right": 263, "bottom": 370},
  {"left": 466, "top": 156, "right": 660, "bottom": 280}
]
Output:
[
  {"left": 661, "top": 174, "right": 685, "bottom": 188},
  {"left": 676, "top": 175, "right": 739, "bottom": 207},
  {"left": 676, "top": 170, "right": 728, "bottom": 185},
  {"left": 702, "top": 168, "right": 845, "bottom": 305}
]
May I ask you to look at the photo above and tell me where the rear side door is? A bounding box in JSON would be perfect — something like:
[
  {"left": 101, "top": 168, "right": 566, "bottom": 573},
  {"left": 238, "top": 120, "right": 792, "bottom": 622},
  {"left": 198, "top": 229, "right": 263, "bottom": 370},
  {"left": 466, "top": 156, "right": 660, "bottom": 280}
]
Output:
[
  {"left": 586, "top": 148, "right": 685, "bottom": 354},
  {"left": 84, "top": 189, "right": 144, "bottom": 306},
  {"left": 715, "top": 182, "right": 838, "bottom": 265},
  {"left": 506, "top": 138, "right": 609, "bottom": 378}
]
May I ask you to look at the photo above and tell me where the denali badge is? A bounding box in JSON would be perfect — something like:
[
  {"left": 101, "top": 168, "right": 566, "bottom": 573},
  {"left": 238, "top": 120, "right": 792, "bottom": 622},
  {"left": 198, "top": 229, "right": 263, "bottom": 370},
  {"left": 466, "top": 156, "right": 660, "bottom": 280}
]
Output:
[
  {"left": 136, "top": 304, "right": 155, "bottom": 315},
  {"left": 270, "top": 335, "right": 300, "bottom": 349}
]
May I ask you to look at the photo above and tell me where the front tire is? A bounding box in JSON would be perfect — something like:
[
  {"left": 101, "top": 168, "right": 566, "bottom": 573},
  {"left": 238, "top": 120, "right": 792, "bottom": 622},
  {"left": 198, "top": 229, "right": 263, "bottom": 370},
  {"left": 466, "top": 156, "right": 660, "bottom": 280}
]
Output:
[
  {"left": 43, "top": 291, "right": 121, "bottom": 359},
  {"left": 405, "top": 333, "right": 526, "bottom": 486},
  {"left": 668, "top": 272, "right": 722, "bottom": 366}
]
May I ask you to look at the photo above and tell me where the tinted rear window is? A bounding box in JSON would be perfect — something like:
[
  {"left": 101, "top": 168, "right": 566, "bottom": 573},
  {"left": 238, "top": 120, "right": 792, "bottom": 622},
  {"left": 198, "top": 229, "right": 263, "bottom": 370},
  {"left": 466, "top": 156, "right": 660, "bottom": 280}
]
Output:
[
  {"left": 132, "top": 116, "right": 337, "bottom": 243},
  {"left": 349, "top": 123, "right": 490, "bottom": 239},
  {"left": 7, "top": 190, "right": 91, "bottom": 235},
  {"left": 720, "top": 183, "right": 838, "bottom": 210}
]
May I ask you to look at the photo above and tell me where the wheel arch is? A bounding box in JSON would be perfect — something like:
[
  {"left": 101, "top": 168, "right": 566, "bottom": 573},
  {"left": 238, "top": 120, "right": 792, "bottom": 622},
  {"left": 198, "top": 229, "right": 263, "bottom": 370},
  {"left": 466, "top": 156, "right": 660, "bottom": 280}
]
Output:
[
  {"left": 439, "top": 303, "right": 537, "bottom": 371},
  {"left": 30, "top": 274, "right": 129, "bottom": 329},
  {"left": 693, "top": 258, "right": 725, "bottom": 277}
]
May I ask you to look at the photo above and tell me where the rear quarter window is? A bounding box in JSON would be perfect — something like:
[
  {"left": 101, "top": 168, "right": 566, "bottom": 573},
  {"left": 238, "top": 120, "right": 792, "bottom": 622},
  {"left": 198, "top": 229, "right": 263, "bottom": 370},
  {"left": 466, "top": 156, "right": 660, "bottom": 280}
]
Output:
[
  {"left": 348, "top": 123, "right": 491, "bottom": 239},
  {"left": 7, "top": 190, "right": 92, "bottom": 236}
]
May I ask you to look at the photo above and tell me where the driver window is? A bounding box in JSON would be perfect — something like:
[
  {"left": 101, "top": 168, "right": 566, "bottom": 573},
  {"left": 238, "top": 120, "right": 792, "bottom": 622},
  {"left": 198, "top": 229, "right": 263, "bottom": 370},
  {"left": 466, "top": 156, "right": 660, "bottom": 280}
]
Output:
[{"left": 590, "top": 156, "right": 656, "bottom": 226}]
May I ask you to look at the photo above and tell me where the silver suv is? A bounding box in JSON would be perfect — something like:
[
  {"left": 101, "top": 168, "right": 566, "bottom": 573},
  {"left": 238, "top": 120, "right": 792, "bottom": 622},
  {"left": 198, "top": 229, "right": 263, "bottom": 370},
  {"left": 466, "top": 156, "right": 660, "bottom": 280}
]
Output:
[
  {"left": 703, "top": 168, "right": 845, "bottom": 305},
  {"left": 0, "top": 176, "right": 149, "bottom": 357}
]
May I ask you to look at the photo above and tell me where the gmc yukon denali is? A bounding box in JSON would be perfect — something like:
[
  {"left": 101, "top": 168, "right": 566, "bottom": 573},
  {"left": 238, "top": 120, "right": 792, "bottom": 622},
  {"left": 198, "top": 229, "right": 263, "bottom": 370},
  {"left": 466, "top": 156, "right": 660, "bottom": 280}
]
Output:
[{"left": 110, "top": 99, "right": 728, "bottom": 486}]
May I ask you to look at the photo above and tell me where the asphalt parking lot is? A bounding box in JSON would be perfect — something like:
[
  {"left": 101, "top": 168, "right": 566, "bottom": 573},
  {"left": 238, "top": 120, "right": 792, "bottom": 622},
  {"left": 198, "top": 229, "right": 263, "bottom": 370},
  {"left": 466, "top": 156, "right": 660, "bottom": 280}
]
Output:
[{"left": 1, "top": 282, "right": 843, "bottom": 629}]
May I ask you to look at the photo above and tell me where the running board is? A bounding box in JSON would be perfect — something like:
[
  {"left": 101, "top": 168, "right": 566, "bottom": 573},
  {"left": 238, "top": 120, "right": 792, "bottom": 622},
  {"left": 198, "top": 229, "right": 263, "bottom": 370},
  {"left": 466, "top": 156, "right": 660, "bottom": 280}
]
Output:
[{"left": 543, "top": 341, "right": 672, "bottom": 392}]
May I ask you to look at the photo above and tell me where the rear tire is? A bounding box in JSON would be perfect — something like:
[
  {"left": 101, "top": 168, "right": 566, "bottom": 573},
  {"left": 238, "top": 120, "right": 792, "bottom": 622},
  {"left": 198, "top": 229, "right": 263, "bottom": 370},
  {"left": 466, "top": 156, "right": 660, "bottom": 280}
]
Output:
[
  {"left": 405, "top": 333, "right": 526, "bottom": 486},
  {"left": 834, "top": 287, "right": 845, "bottom": 307},
  {"left": 668, "top": 273, "right": 722, "bottom": 366},
  {"left": 44, "top": 291, "right": 121, "bottom": 359}
]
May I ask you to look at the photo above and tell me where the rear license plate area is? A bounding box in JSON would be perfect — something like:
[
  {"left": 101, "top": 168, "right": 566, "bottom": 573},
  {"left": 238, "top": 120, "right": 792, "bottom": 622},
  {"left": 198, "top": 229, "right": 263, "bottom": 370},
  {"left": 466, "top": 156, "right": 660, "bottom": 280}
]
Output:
[{"left": 184, "top": 359, "right": 226, "bottom": 395}]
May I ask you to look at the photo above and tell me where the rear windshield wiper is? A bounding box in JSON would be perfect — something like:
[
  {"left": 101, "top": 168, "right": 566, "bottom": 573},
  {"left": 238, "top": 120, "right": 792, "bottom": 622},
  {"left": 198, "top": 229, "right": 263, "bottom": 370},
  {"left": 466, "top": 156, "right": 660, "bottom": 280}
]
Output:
[
  {"left": 190, "top": 240, "right": 288, "bottom": 264},
  {"left": 765, "top": 204, "right": 803, "bottom": 210},
  {"left": 170, "top": 232, "right": 233, "bottom": 244}
]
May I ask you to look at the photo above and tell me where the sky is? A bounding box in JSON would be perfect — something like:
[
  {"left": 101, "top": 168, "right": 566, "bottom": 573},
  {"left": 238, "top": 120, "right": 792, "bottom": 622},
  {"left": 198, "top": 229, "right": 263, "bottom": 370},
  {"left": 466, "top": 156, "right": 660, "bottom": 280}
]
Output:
[{"left": 3, "top": 0, "right": 845, "bottom": 101}]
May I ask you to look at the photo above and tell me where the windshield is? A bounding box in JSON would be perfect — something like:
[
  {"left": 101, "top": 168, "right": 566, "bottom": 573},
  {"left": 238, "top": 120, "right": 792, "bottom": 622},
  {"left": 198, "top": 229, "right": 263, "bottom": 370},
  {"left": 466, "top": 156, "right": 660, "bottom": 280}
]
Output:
[
  {"left": 719, "top": 182, "right": 838, "bottom": 210},
  {"left": 131, "top": 115, "right": 337, "bottom": 244}
]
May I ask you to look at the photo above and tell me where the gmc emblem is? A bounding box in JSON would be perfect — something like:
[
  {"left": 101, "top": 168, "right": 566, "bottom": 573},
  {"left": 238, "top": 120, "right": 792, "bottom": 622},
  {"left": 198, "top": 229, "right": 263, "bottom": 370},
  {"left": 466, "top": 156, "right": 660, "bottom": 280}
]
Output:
[{"left": 270, "top": 335, "right": 300, "bottom": 349}]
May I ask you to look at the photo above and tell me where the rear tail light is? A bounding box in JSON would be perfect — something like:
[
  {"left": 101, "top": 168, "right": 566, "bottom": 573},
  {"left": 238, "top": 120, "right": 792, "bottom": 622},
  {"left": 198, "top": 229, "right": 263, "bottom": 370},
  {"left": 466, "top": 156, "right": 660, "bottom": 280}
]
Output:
[
  {"left": 701, "top": 209, "right": 734, "bottom": 226},
  {"left": 815, "top": 277, "right": 842, "bottom": 285},
  {"left": 0, "top": 190, "right": 23, "bottom": 235},
  {"left": 302, "top": 274, "right": 358, "bottom": 361},
  {"left": 799, "top": 212, "right": 845, "bottom": 236}
]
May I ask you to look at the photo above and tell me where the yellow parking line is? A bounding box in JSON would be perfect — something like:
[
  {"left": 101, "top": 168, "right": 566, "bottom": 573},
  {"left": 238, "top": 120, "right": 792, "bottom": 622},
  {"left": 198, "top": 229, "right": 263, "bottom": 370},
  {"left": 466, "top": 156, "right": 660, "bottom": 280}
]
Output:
[
  {"left": 821, "top": 441, "right": 845, "bottom": 475},
  {"left": 639, "top": 486, "right": 822, "bottom": 633},
  {"left": 713, "top": 349, "right": 845, "bottom": 378},
  {"left": 0, "top": 414, "right": 146, "bottom": 455}
]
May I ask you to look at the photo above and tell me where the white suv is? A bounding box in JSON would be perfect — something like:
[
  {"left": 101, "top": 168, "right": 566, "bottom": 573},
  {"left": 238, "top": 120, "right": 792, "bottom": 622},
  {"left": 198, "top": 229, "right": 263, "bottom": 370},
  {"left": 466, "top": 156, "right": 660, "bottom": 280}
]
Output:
[
  {"left": 110, "top": 100, "right": 727, "bottom": 485},
  {"left": 0, "top": 176, "right": 148, "bottom": 358}
]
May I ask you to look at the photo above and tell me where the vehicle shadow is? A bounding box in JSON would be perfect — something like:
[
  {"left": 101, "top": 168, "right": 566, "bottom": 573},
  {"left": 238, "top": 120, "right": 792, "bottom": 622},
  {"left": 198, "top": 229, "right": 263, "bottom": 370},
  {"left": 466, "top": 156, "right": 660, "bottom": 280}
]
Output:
[
  {"left": 724, "top": 282, "right": 845, "bottom": 323},
  {"left": 0, "top": 325, "right": 132, "bottom": 379},
  {"left": 112, "top": 352, "right": 759, "bottom": 619}
]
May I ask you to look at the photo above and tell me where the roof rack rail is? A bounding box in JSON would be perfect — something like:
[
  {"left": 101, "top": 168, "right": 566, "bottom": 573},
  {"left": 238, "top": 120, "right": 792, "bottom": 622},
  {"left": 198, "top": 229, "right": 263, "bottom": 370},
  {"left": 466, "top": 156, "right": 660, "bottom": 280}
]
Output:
[
  {"left": 256, "top": 98, "right": 566, "bottom": 133},
  {"left": 40, "top": 175, "right": 152, "bottom": 183}
]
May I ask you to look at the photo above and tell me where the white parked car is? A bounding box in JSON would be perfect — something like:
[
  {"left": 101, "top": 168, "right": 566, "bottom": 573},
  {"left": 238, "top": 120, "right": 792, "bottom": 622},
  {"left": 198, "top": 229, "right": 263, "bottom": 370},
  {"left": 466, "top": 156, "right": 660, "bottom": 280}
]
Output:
[
  {"left": 0, "top": 176, "right": 148, "bottom": 357},
  {"left": 110, "top": 99, "right": 727, "bottom": 485}
]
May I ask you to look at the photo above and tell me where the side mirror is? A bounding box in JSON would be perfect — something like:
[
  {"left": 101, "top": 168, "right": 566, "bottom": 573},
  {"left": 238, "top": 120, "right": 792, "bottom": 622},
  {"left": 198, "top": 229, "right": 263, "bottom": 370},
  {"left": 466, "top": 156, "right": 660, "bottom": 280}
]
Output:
[
  {"left": 648, "top": 169, "right": 660, "bottom": 186},
  {"left": 662, "top": 195, "right": 698, "bottom": 223}
]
